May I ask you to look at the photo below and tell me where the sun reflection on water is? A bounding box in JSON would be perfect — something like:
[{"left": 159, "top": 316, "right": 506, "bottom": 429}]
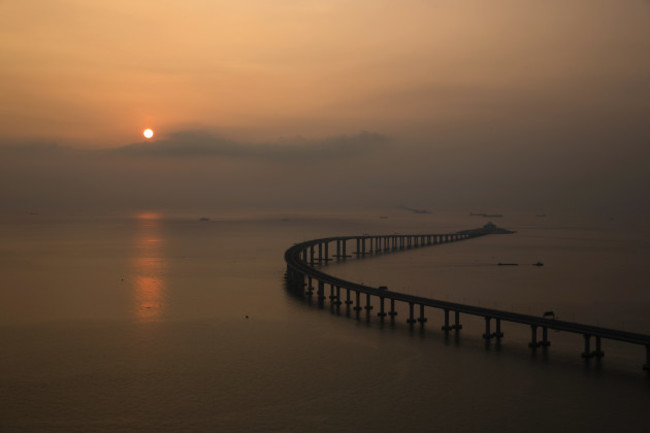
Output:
[{"left": 132, "top": 212, "right": 166, "bottom": 321}]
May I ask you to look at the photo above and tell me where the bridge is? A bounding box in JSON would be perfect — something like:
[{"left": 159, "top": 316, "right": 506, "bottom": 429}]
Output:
[{"left": 284, "top": 225, "right": 650, "bottom": 373}]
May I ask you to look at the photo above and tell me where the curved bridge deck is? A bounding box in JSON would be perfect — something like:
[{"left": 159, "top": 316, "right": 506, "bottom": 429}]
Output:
[{"left": 284, "top": 229, "right": 650, "bottom": 372}]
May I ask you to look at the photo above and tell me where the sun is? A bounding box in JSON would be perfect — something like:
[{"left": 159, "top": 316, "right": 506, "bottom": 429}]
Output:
[{"left": 143, "top": 128, "right": 154, "bottom": 139}]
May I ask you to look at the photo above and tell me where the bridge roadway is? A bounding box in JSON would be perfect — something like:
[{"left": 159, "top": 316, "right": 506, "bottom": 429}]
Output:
[{"left": 284, "top": 230, "right": 650, "bottom": 372}]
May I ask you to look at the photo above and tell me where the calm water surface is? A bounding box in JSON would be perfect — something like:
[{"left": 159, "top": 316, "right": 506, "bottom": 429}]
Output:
[{"left": 1, "top": 210, "right": 649, "bottom": 432}]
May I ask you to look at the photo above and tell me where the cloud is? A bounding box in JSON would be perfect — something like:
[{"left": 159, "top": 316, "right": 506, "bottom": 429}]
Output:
[{"left": 110, "top": 130, "right": 389, "bottom": 161}]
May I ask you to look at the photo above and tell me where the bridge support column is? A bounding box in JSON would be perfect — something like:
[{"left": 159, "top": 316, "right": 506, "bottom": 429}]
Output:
[
  {"left": 407, "top": 302, "right": 416, "bottom": 326},
  {"left": 453, "top": 311, "right": 463, "bottom": 331},
  {"left": 483, "top": 317, "right": 493, "bottom": 340},
  {"left": 493, "top": 318, "right": 504, "bottom": 339},
  {"left": 298, "top": 270, "right": 306, "bottom": 292},
  {"left": 317, "top": 280, "right": 326, "bottom": 303},
  {"left": 378, "top": 297, "right": 387, "bottom": 321},
  {"left": 417, "top": 304, "right": 427, "bottom": 327},
  {"left": 287, "top": 269, "right": 305, "bottom": 293},
  {"left": 289, "top": 269, "right": 305, "bottom": 292},
  {"left": 364, "top": 293, "right": 373, "bottom": 313},
  {"left": 355, "top": 238, "right": 360, "bottom": 257},
  {"left": 354, "top": 291, "right": 362, "bottom": 318},
  {"left": 389, "top": 299, "right": 397, "bottom": 322},
  {"left": 345, "top": 289, "right": 352, "bottom": 305},
  {"left": 442, "top": 309, "right": 452, "bottom": 332},
  {"left": 306, "top": 277, "right": 313, "bottom": 296},
  {"left": 324, "top": 242, "right": 329, "bottom": 264},
  {"left": 301, "top": 249, "right": 307, "bottom": 262},
  {"left": 581, "top": 334, "right": 594, "bottom": 358},
  {"left": 335, "top": 286, "right": 342, "bottom": 307},
  {"left": 592, "top": 336, "right": 604, "bottom": 358},
  {"left": 318, "top": 243, "right": 323, "bottom": 264},
  {"left": 328, "top": 284, "right": 336, "bottom": 304},
  {"left": 529, "top": 325, "right": 540, "bottom": 348},
  {"left": 541, "top": 327, "right": 550, "bottom": 347},
  {"left": 309, "top": 246, "right": 315, "bottom": 265}
]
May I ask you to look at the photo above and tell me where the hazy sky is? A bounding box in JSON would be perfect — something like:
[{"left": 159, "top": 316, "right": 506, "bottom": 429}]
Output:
[{"left": 1, "top": 1, "right": 649, "bottom": 214}]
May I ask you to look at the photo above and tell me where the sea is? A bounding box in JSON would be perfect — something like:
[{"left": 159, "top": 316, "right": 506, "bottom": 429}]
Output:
[{"left": 1, "top": 209, "right": 649, "bottom": 432}]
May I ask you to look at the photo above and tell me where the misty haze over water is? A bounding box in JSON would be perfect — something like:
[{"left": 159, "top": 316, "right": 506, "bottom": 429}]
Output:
[{"left": 1, "top": 125, "right": 649, "bottom": 218}]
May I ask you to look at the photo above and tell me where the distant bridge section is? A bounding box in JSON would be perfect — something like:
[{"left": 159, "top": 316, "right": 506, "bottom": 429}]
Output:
[{"left": 284, "top": 224, "right": 650, "bottom": 373}]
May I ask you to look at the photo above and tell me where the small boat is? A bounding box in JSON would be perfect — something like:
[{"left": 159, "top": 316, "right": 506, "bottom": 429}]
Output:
[
  {"left": 498, "top": 263, "right": 518, "bottom": 266},
  {"left": 532, "top": 262, "right": 544, "bottom": 267}
]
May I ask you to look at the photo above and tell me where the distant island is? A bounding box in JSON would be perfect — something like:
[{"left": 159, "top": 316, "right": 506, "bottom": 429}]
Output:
[
  {"left": 470, "top": 212, "right": 503, "bottom": 218},
  {"left": 457, "top": 222, "right": 515, "bottom": 235},
  {"left": 399, "top": 205, "right": 431, "bottom": 214}
]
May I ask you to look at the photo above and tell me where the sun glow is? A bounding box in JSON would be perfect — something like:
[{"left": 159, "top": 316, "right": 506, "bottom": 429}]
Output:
[{"left": 143, "top": 128, "right": 154, "bottom": 139}]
